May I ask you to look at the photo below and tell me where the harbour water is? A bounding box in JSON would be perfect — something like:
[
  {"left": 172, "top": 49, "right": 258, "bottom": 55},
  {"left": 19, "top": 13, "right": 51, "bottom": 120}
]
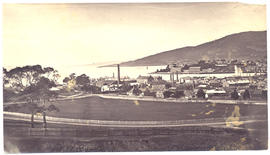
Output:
[
  {"left": 56, "top": 65, "right": 167, "bottom": 80},
  {"left": 56, "top": 65, "right": 257, "bottom": 81},
  {"left": 5, "top": 64, "right": 258, "bottom": 82}
]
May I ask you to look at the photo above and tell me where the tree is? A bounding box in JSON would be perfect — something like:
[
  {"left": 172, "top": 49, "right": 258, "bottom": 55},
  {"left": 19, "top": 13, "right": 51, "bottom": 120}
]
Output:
[
  {"left": 3, "top": 68, "right": 9, "bottom": 86},
  {"left": 69, "top": 73, "right": 76, "bottom": 79},
  {"left": 132, "top": 85, "right": 142, "bottom": 96},
  {"left": 63, "top": 73, "right": 77, "bottom": 91},
  {"left": 24, "top": 77, "right": 59, "bottom": 128},
  {"left": 120, "top": 82, "right": 133, "bottom": 93},
  {"left": 63, "top": 77, "right": 70, "bottom": 83},
  {"left": 262, "top": 90, "right": 267, "bottom": 100},
  {"left": 147, "top": 76, "right": 154, "bottom": 83},
  {"left": 157, "top": 76, "right": 162, "bottom": 81},
  {"left": 81, "top": 85, "right": 101, "bottom": 94},
  {"left": 198, "top": 60, "right": 206, "bottom": 65},
  {"left": 181, "top": 64, "right": 189, "bottom": 72},
  {"left": 165, "top": 65, "right": 170, "bottom": 72},
  {"left": 4, "top": 65, "right": 60, "bottom": 128},
  {"left": 43, "top": 67, "right": 54, "bottom": 78},
  {"left": 197, "top": 88, "right": 205, "bottom": 98},
  {"left": 76, "top": 74, "right": 90, "bottom": 86},
  {"left": 144, "top": 88, "right": 155, "bottom": 97},
  {"left": 165, "top": 83, "right": 172, "bottom": 89},
  {"left": 243, "top": 89, "right": 250, "bottom": 100},
  {"left": 163, "top": 91, "right": 172, "bottom": 98},
  {"left": 231, "top": 89, "right": 239, "bottom": 100},
  {"left": 43, "top": 67, "right": 60, "bottom": 84},
  {"left": 4, "top": 65, "right": 58, "bottom": 92}
]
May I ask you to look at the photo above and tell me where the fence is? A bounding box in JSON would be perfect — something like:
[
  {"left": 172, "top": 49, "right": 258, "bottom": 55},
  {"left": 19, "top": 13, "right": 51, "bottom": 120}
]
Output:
[{"left": 4, "top": 111, "right": 267, "bottom": 128}]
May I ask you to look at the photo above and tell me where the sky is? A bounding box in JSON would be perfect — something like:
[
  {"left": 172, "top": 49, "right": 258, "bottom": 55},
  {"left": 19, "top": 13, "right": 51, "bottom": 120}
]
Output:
[{"left": 2, "top": 2, "right": 266, "bottom": 68}]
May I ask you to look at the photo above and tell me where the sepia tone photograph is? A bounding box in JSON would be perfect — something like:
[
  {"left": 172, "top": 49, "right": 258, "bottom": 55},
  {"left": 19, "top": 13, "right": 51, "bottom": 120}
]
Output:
[{"left": 2, "top": 1, "right": 268, "bottom": 153}]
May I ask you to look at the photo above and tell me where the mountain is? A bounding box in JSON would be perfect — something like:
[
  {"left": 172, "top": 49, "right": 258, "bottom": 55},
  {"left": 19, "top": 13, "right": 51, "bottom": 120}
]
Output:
[{"left": 102, "top": 31, "right": 267, "bottom": 67}]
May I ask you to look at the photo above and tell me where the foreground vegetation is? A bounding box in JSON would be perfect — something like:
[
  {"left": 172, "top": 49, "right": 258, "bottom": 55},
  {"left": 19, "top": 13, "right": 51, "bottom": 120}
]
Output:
[{"left": 4, "top": 120, "right": 268, "bottom": 152}]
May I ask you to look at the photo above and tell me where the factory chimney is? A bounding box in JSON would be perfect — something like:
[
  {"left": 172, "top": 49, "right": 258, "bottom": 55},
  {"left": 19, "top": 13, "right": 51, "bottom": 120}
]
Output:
[{"left": 117, "top": 64, "right": 120, "bottom": 88}]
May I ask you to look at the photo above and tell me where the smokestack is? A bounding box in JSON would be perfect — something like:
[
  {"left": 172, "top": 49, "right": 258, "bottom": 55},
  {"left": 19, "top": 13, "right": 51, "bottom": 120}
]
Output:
[
  {"left": 117, "top": 64, "right": 120, "bottom": 88},
  {"left": 171, "top": 72, "right": 175, "bottom": 86},
  {"left": 176, "top": 71, "right": 179, "bottom": 82}
]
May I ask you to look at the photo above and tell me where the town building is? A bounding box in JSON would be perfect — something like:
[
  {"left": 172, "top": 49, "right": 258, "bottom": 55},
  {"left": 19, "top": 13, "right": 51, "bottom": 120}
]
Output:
[{"left": 137, "top": 76, "right": 149, "bottom": 84}]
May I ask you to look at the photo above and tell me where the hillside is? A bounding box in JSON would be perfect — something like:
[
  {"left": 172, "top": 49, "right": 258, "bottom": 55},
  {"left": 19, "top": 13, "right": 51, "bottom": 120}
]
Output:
[{"left": 102, "top": 31, "right": 267, "bottom": 67}]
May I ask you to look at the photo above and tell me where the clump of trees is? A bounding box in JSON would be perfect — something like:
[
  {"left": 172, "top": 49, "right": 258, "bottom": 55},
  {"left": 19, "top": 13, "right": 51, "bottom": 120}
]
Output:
[
  {"left": 62, "top": 73, "right": 100, "bottom": 93},
  {"left": 3, "top": 65, "right": 60, "bottom": 128}
]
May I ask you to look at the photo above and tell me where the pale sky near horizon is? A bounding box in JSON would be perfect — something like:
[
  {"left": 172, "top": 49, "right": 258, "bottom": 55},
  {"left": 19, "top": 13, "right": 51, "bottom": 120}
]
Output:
[{"left": 3, "top": 2, "right": 266, "bottom": 67}]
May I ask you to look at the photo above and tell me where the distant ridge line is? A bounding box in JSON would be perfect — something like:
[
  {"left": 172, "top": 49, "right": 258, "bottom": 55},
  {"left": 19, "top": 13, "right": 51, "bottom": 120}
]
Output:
[{"left": 100, "top": 30, "right": 267, "bottom": 67}]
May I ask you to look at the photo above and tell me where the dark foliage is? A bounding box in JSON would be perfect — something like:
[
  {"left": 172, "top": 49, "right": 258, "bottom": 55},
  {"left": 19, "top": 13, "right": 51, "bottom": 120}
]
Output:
[
  {"left": 81, "top": 85, "right": 101, "bottom": 94},
  {"left": 231, "top": 89, "right": 239, "bottom": 100},
  {"left": 262, "top": 90, "right": 267, "bottom": 100},
  {"left": 76, "top": 74, "right": 90, "bottom": 86},
  {"left": 197, "top": 88, "right": 205, "bottom": 98},
  {"left": 147, "top": 76, "right": 154, "bottom": 83},
  {"left": 133, "top": 86, "right": 142, "bottom": 96},
  {"left": 243, "top": 89, "right": 250, "bottom": 100},
  {"left": 144, "top": 88, "right": 156, "bottom": 97}
]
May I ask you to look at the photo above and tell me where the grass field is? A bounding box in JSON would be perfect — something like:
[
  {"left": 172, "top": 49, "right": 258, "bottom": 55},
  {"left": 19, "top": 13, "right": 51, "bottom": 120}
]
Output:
[
  {"left": 4, "top": 96, "right": 267, "bottom": 121},
  {"left": 4, "top": 96, "right": 268, "bottom": 152}
]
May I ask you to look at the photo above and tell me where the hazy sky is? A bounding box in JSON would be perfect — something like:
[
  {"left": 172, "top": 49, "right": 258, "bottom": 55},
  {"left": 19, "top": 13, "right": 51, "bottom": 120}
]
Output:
[{"left": 3, "top": 2, "right": 266, "bottom": 67}]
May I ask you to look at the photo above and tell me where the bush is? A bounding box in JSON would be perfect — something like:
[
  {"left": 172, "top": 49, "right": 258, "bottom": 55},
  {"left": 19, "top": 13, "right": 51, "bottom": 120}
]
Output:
[
  {"left": 144, "top": 89, "right": 156, "bottom": 97},
  {"left": 197, "top": 88, "right": 205, "bottom": 98},
  {"left": 243, "top": 89, "right": 250, "bottom": 100},
  {"left": 262, "top": 90, "right": 267, "bottom": 100},
  {"left": 81, "top": 85, "right": 101, "bottom": 94},
  {"left": 231, "top": 89, "right": 239, "bottom": 100}
]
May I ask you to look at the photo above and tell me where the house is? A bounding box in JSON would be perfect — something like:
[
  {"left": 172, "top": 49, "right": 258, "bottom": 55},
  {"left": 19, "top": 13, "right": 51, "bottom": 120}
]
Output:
[
  {"left": 215, "top": 59, "right": 228, "bottom": 67},
  {"left": 170, "top": 66, "right": 182, "bottom": 73},
  {"left": 180, "top": 77, "right": 193, "bottom": 84},
  {"left": 100, "top": 81, "right": 123, "bottom": 93},
  {"left": 151, "top": 81, "right": 167, "bottom": 92},
  {"left": 137, "top": 76, "right": 149, "bottom": 84},
  {"left": 124, "top": 80, "right": 139, "bottom": 86},
  {"left": 101, "top": 85, "right": 110, "bottom": 92},
  {"left": 182, "top": 69, "right": 189, "bottom": 73},
  {"left": 188, "top": 66, "right": 201, "bottom": 73},
  {"left": 201, "top": 68, "right": 214, "bottom": 73},
  {"left": 228, "top": 79, "right": 250, "bottom": 87},
  {"left": 198, "top": 84, "right": 208, "bottom": 89},
  {"left": 156, "top": 91, "right": 165, "bottom": 98},
  {"left": 206, "top": 88, "right": 227, "bottom": 97},
  {"left": 95, "top": 80, "right": 106, "bottom": 88},
  {"left": 209, "top": 80, "right": 222, "bottom": 88}
]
